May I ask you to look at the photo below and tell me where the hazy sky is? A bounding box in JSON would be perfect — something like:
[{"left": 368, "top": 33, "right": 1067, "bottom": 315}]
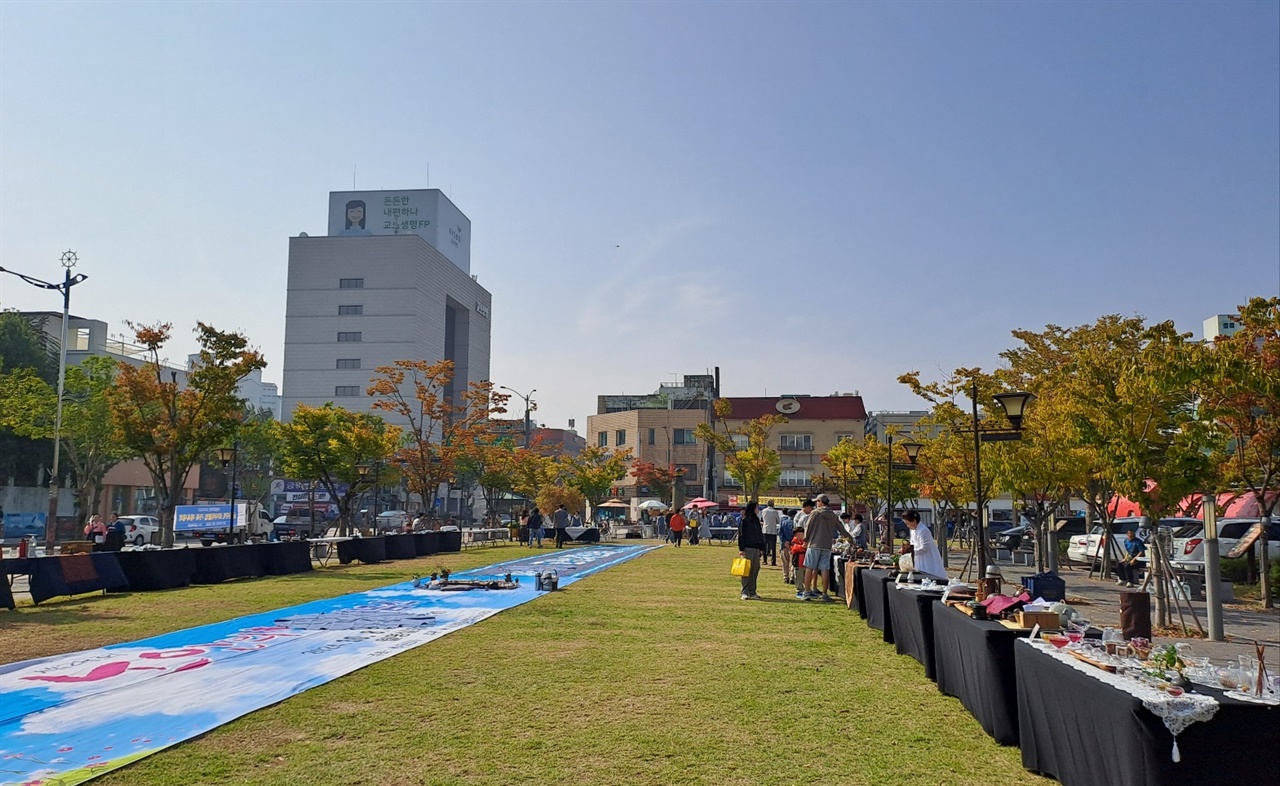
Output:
[{"left": 2, "top": 1, "right": 1277, "bottom": 430}]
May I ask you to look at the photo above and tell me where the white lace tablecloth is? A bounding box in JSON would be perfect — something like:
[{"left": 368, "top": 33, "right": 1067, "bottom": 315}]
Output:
[{"left": 1021, "top": 639, "right": 1219, "bottom": 761}]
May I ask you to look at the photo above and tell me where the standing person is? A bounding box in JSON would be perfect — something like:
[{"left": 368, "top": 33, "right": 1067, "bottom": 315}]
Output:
[
  {"left": 778, "top": 509, "right": 796, "bottom": 584},
  {"left": 553, "top": 504, "right": 570, "bottom": 548},
  {"left": 518, "top": 509, "right": 530, "bottom": 546},
  {"left": 850, "top": 514, "right": 868, "bottom": 551},
  {"left": 668, "top": 508, "right": 687, "bottom": 548},
  {"left": 760, "top": 502, "right": 781, "bottom": 566},
  {"left": 84, "top": 515, "right": 108, "bottom": 551},
  {"left": 656, "top": 512, "right": 668, "bottom": 541},
  {"left": 789, "top": 526, "right": 808, "bottom": 583},
  {"left": 737, "top": 500, "right": 766, "bottom": 600},
  {"left": 798, "top": 497, "right": 852, "bottom": 602},
  {"left": 1115, "top": 528, "right": 1145, "bottom": 588},
  {"left": 687, "top": 510, "right": 701, "bottom": 545},
  {"left": 527, "top": 507, "right": 545, "bottom": 548},
  {"left": 106, "top": 513, "right": 126, "bottom": 550},
  {"left": 901, "top": 511, "right": 946, "bottom": 578}
]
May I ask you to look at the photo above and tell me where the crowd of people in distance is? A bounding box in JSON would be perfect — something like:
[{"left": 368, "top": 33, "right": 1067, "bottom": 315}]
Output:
[
  {"left": 513, "top": 505, "right": 584, "bottom": 549},
  {"left": 727, "top": 497, "right": 945, "bottom": 603}
]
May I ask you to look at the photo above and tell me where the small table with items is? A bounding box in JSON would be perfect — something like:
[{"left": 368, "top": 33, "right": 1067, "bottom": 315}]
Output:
[
  {"left": 708, "top": 527, "right": 738, "bottom": 544},
  {"left": 1015, "top": 638, "right": 1280, "bottom": 786}
]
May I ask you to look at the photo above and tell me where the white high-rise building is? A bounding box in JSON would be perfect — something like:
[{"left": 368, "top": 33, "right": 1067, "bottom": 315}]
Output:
[
  {"left": 1202, "top": 313, "right": 1241, "bottom": 342},
  {"left": 282, "top": 190, "right": 492, "bottom": 423}
]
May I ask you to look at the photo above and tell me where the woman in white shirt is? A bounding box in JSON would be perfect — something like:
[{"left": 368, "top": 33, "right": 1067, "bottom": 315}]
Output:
[{"left": 901, "top": 511, "right": 946, "bottom": 578}]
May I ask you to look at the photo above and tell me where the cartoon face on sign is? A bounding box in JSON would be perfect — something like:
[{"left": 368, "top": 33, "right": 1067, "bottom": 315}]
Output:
[{"left": 339, "top": 200, "right": 372, "bottom": 236}]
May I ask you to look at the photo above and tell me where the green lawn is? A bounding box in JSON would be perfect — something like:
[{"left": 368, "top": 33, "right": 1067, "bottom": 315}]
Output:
[{"left": 3, "top": 543, "right": 1045, "bottom": 785}]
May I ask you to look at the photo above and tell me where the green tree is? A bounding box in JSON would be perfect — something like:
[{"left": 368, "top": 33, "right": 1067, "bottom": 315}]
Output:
[
  {"left": 1195, "top": 296, "right": 1280, "bottom": 605},
  {"left": 0, "top": 356, "right": 130, "bottom": 524},
  {"left": 0, "top": 312, "right": 54, "bottom": 487},
  {"left": 564, "top": 445, "right": 632, "bottom": 521},
  {"left": 695, "top": 399, "right": 785, "bottom": 503},
  {"left": 107, "top": 322, "right": 266, "bottom": 546},
  {"left": 274, "top": 403, "right": 401, "bottom": 535}
]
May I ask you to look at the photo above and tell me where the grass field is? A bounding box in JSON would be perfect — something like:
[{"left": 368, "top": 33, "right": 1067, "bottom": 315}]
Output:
[{"left": 2, "top": 543, "right": 1046, "bottom": 786}]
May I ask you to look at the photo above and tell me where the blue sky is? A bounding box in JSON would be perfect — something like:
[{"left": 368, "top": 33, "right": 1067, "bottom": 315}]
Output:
[{"left": 2, "top": 1, "right": 1277, "bottom": 430}]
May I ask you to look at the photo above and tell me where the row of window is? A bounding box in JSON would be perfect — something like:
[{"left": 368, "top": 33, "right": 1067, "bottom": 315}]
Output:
[
  {"left": 597, "top": 428, "right": 697, "bottom": 448},
  {"left": 732, "top": 434, "right": 857, "bottom": 452},
  {"left": 718, "top": 470, "right": 812, "bottom": 487}
]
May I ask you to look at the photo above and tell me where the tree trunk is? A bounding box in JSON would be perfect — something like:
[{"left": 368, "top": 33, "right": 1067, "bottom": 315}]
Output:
[{"left": 1259, "top": 515, "right": 1271, "bottom": 608}]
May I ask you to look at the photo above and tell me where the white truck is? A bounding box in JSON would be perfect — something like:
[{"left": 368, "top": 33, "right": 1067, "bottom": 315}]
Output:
[{"left": 175, "top": 501, "right": 274, "bottom": 544}]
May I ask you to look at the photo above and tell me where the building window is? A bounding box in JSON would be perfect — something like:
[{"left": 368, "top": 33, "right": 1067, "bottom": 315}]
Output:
[
  {"left": 676, "top": 463, "right": 698, "bottom": 481},
  {"left": 71, "top": 327, "right": 91, "bottom": 351},
  {"left": 337, "top": 332, "right": 362, "bottom": 342},
  {"left": 339, "top": 278, "right": 364, "bottom": 289},
  {"left": 732, "top": 434, "right": 749, "bottom": 451},
  {"left": 616, "top": 429, "right": 627, "bottom": 446},
  {"left": 779, "top": 434, "right": 812, "bottom": 451},
  {"left": 722, "top": 471, "right": 740, "bottom": 487},
  {"left": 836, "top": 433, "right": 856, "bottom": 443},
  {"left": 648, "top": 428, "right": 656, "bottom": 445},
  {"left": 338, "top": 305, "right": 363, "bottom": 315},
  {"left": 334, "top": 386, "right": 361, "bottom": 397},
  {"left": 673, "top": 428, "right": 696, "bottom": 445},
  {"left": 336, "top": 358, "right": 361, "bottom": 369},
  {"left": 598, "top": 431, "right": 608, "bottom": 447},
  {"left": 779, "top": 469, "right": 811, "bottom": 487}
]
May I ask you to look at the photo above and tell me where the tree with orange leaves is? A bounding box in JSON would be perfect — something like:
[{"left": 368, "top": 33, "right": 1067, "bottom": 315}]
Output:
[
  {"left": 365, "top": 359, "right": 508, "bottom": 522},
  {"left": 107, "top": 322, "right": 265, "bottom": 546}
]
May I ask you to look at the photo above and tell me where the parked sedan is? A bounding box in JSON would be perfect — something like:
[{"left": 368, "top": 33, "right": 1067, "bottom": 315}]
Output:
[
  {"left": 117, "top": 515, "right": 160, "bottom": 547},
  {"left": 1066, "top": 517, "right": 1201, "bottom": 566},
  {"left": 1172, "top": 519, "right": 1280, "bottom": 571}
]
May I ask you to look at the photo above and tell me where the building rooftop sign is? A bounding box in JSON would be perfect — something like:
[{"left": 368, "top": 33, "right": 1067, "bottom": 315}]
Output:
[{"left": 327, "top": 189, "right": 471, "bottom": 273}]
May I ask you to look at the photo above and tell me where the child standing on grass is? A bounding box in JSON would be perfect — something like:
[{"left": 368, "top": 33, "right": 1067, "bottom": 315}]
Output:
[{"left": 789, "top": 528, "right": 807, "bottom": 590}]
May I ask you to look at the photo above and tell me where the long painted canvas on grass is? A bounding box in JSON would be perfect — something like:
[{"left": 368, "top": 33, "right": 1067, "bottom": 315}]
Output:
[{"left": 0, "top": 544, "right": 657, "bottom": 786}]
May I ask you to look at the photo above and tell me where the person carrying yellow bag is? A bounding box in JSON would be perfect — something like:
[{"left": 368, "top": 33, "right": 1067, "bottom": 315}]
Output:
[{"left": 737, "top": 500, "right": 766, "bottom": 600}]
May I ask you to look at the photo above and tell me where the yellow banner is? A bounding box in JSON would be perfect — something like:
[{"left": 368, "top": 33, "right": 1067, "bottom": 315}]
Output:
[{"left": 727, "top": 495, "right": 808, "bottom": 508}]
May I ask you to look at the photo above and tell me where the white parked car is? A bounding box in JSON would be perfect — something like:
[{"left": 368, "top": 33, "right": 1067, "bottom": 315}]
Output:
[
  {"left": 117, "top": 515, "right": 160, "bottom": 547},
  {"left": 1066, "top": 517, "right": 1201, "bottom": 567},
  {"left": 1172, "top": 518, "right": 1280, "bottom": 572}
]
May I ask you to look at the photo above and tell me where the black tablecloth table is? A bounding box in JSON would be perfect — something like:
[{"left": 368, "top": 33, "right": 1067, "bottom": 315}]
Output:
[
  {"left": 886, "top": 585, "right": 945, "bottom": 680},
  {"left": 413, "top": 532, "right": 440, "bottom": 556},
  {"left": 931, "top": 601, "right": 1029, "bottom": 745},
  {"left": 1, "top": 557, "right": 32, "bottom": 610},
  {"left": 115, "top": 548, "right": 198, "bottom": 591},
  {"left": 851, "top": 564, "right": 874, "bottom": 618},
  {"left": 337, "top": 536, "right": 387, "bottom": 564},
  {"left": 861, "top": 569, "right": 895, "bottom": 642},
  {"left": 262, "top": 541, "right": 313, "bottom": 575},
  {"left": 1015, "top": 640, "right": 1280, "bottom": 786},
  {"left": 24, "top": 552, "right": 129, "bottom": 604},
  {"left": 437, "top": 530, "right": 463, "bottom": 553},
  {"left": 190, "top": 544, "right": 270, "bottom": 584},
  {"left": 560, "top": 527, "right": 600, "bottom": 543},
  {"left": 382, "top": 534, "right": 418, "bottom": 560}
]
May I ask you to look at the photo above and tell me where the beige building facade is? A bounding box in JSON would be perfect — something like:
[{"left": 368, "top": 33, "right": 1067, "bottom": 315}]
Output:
[
  {"left": 717, "top": 395, "right": 867, "bottom": 507},
  {"left": 585, "top": 409, "right": 708, "bottom": 511}
]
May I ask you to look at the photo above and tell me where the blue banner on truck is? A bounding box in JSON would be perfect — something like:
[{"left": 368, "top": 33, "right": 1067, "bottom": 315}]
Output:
[{"left": 174, "top": 504, "right": 241, "bottom": 532}]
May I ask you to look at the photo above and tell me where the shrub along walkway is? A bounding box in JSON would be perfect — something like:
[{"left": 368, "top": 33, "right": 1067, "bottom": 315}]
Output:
[{"left": 4, "top": 543, "right": 1044, "bottom": 786}]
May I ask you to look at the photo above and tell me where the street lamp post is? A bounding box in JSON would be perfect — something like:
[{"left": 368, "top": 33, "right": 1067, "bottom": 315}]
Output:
[
  {"left": 1, "top": 251, "right": 89, "bottom": 548},
  {"left": 965, "top": 381, "right": 1035, "bottom": 582},
  {"left": 497, "top": 386, "right": 536, "bottom": 448},
  {"left": 215, "top": 444, "right": 239, "bottom": 542},
  {"left": 883, "top": 435, "right": 922, "bottom": 554}
]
